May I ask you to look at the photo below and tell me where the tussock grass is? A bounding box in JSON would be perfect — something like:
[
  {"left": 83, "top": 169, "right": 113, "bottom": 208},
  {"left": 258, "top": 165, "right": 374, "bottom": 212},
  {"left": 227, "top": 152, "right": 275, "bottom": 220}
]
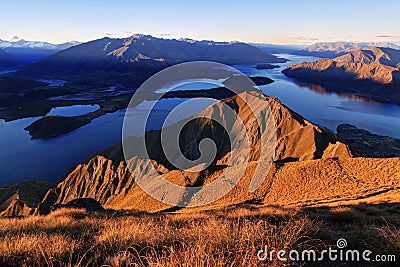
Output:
[{"left": 0, "top": 204, "right": 399, "bottom": 266}]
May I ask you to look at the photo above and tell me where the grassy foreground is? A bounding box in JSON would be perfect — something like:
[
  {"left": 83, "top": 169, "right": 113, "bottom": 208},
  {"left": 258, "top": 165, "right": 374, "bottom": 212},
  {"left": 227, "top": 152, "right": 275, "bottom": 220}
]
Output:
[{"left": 0, "top": 204, "right": 399, "bottom": 266}]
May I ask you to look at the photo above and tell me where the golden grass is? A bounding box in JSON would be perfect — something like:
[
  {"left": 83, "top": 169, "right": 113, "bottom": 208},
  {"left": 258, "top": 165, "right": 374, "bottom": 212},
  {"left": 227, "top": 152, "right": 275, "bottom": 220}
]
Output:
[{"left": 0, "top": 204, "right": 399, "bottom": 266}]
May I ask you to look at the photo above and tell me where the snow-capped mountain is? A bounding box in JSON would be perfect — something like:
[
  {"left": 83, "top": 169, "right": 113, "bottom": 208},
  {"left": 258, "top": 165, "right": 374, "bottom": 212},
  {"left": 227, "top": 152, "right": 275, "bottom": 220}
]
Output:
[
  {"left": 0, "top": 37, "right": 81, "bottom": 67},
  {"left": 0, "top": 36, "right": 80, "bottom": 50}
]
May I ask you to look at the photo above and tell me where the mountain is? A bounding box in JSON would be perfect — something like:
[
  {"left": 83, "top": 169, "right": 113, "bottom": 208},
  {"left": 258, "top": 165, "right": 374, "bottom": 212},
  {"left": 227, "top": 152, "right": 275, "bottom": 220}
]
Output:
[
  {"left": 33, "top": 91, "right": 352, "bottom": 214},
  {"left": 0, "top": 37, "right": 80, "bottom": 65},
  {"left": 282, "top": 47, "right": 400, "bottom": 104},
  {"left": 16, "top": 35, "right": 286, "bottom": 86},
  {"left": 296, "top": 41, "right": 400, "bottom": 58},
  {"left": 0, "top": 36, "right": 80, "bottom": 50}
]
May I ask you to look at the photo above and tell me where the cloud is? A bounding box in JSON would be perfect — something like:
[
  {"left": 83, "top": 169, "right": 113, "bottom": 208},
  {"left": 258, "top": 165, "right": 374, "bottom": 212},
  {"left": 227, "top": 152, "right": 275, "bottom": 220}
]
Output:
[
  {"left": 102, "top": 32, "right": 112, "bottom": 36},
  {"left": 376, "top": 35, "right": 399, "bottom": 38},
  {"left": 122, "top": 31, "right": 133, "bottom": 35},
  {"left": 157, "top": 33, "right": 171, "bottom": 37}
]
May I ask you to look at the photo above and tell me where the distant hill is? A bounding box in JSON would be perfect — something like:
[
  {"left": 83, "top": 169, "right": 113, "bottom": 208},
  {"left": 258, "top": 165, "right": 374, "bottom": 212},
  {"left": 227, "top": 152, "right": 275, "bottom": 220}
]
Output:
[
  {"left": 296, "top": 41, "right": 400, "bottom": 58},
  {"left": 16, "top": 35, "right": 286, "bottom": 86},
  {"left": 283, "top": 47, "right": 400, "bottom": 104},
  {"left": 0, "top": 37, "right": 80, "bottom": 65}
]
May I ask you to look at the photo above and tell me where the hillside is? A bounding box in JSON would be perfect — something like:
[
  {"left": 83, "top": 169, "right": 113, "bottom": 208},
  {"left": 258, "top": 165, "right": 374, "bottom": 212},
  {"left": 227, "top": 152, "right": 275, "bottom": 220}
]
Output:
[{"left": 16, "top": 35, "right": 286, "bottom": 86}]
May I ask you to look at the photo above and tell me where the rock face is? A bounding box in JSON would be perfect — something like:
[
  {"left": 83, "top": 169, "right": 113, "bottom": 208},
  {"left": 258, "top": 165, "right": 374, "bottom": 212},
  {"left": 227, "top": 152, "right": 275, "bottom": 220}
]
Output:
[
  {"left": 337, "top": 124, "right": 400, "bottom": 158},
  {"left": 0, "top": 181, "right": 53, "bottom": 217},
  {"left": 35, "top": 91, "right": 352, "bottom": 214},
  {"left": 282, "top": 47, "right": 400, "bottom": 105}
]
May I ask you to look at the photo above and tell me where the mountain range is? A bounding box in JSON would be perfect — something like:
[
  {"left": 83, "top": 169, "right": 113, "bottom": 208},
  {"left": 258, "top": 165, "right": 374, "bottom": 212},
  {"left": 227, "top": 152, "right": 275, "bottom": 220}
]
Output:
[
  {"left": 0, "top": 37, "right": 80, "bottom": 67},
  {"left": 283, "top": 46, "right": 400, "bottom": 104},
  {"left": 16, "top": 35, "right": 286, "bottom": 86},
  {"left": 296, "top": 41, "right": 400, "bottom": 58},
  {"left": 0, "top": 36, "right": 80, "bottom": 50}
]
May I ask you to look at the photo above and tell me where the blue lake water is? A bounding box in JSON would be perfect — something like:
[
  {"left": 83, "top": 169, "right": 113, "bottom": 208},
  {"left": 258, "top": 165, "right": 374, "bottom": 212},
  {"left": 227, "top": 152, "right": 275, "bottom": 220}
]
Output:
[{"left": 0, "top": 98, "right": 216, "bottom": 185}]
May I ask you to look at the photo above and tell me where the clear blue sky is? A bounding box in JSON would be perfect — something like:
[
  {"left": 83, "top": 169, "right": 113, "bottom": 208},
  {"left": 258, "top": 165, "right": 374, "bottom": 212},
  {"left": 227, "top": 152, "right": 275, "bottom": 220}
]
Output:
[{"left": 1, "top": 0, "right": 399, "bottom": 44}]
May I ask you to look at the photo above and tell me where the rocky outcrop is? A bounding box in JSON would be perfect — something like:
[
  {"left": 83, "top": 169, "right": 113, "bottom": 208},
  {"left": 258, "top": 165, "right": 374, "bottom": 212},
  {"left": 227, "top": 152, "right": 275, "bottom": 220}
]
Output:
[
  {"left": 337, "top": 124, "right": 400, "bottom": 158},
  {"left": 0, "top": 180, "right": 53, "bottom": 217}
]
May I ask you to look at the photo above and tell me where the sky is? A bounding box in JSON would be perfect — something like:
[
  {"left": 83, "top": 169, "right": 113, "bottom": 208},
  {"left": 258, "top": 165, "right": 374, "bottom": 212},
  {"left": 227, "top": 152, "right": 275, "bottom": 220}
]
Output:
[{"left": 1, "top": 0, "right": 400, "bottom": 45}]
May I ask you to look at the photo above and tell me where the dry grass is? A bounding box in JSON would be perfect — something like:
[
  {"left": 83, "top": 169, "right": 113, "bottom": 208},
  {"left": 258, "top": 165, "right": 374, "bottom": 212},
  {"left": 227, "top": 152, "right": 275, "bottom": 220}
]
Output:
[{"left": 0, "top": 204, "right": 399, "bottom": 266}]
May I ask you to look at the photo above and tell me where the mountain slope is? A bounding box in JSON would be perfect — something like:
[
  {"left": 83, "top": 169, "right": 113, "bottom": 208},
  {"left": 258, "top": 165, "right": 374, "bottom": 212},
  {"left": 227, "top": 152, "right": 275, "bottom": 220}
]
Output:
[
  {"left": 16, "top": 35, "right": 286, "bottom": 85},
  {"left": 35, "top": 91, "right": 352, "bottom": 214}
]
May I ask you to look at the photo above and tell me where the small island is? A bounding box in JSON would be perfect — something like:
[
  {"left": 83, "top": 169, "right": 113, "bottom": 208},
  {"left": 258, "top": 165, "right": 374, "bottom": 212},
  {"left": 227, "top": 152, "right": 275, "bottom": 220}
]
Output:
[{"left": 254, "top": 63, "right": 280, "bottom": 69}]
